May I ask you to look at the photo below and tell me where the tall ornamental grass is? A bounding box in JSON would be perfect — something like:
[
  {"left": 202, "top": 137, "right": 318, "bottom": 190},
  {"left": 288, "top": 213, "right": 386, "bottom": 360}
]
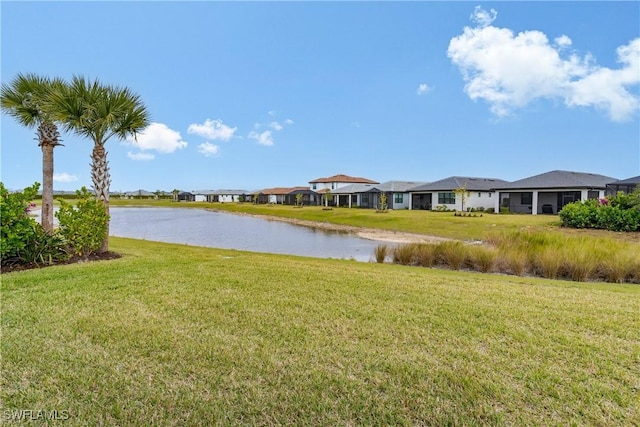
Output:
[{"left": 384, "top": 230, "right": 640, "bottom": 284}]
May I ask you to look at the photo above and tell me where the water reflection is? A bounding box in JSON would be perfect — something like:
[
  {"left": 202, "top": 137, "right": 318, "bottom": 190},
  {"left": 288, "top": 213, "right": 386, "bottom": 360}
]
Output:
[{"left": 109, "top": 207, "right": 382, "bottom": 262}]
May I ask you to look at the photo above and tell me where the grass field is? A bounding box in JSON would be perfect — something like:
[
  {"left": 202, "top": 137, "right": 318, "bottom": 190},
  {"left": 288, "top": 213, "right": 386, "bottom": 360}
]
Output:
[{"left": 3, "top": 238, "right": 639, "bottom": 425}]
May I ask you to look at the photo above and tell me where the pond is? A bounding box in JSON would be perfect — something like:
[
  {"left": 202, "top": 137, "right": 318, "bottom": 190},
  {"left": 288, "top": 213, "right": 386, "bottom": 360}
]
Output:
[{"left": 109, "top": 207, "right": 383, "bottom": 262}]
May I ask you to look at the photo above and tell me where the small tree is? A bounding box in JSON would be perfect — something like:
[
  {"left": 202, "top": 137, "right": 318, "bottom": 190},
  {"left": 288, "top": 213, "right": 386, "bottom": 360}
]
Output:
[
  {"left": 454, "top": 183, "right": 470, "bottom": 213},
  {"left": 295, "top": 193, "right": 303, "bottom": 207},
  {"left": 378, "top": 192, "right": 388, "bottom": 212},
  {"left": 324, "top": 190, "right": 333, "bottom": 207}
]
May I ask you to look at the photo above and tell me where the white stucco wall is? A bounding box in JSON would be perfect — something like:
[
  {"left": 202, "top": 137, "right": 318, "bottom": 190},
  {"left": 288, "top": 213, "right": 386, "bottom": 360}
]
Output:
[{"left": 390, "top": 193, "right": 410, "bottom": 210}]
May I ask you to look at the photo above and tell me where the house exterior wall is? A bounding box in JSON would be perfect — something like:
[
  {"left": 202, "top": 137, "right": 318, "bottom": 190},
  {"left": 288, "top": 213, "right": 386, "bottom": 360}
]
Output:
[
  {"left": 464, "top": 192, "right": 495, "bottom": 211},
  {"left": 219, "top": 195, "right": 239, "bottom": 203},
  {"left": 310, "top": 181, "right": 356, "bottom": 192},
  {"left": 390, "top": 193, "right": 410, "bottom": 210}
]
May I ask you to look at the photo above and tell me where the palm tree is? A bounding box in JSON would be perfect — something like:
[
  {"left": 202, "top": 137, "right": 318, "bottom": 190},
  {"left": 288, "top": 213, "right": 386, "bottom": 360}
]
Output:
[
  {"left": 52, "top": 76, "right": 150, "bottom": 252},
  {"left": 1, "top": 73, "right": 65, "bottom": 233}
]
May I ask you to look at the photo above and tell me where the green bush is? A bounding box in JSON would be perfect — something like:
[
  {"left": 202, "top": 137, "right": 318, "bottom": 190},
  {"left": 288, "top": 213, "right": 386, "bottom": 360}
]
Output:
[
  {"left": 559, "top": 192, "right": 640, "bottom": 232},
  {"left": 56, "top": 187, "right": 109, "bottom": 258},
  {"left": 1, "top": 182, "right": 68, "bottom": 266}
]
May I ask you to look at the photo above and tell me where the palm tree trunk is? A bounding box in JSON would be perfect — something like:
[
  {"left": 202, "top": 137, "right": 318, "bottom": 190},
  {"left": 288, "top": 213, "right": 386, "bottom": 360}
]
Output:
[
  {"left": 41, "top": 143, "right": 54, "bottom": 233},
  {"left": 91, "top": 143, "right": 111, "bottom": 253},
  {"left": 37, "top": 120, "right": 60, "bottom": 234}
]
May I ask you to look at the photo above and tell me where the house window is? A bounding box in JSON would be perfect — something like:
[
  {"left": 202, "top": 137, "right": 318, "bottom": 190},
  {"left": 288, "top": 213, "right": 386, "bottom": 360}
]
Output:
[
  {"left": 312, "top": 184, "right": 317, "bottom": 190},
  {"left": 587, "top": 191, "right": 599, "bottom": 199},
  {"left": 478, "top": 193, "right": 482, "bottom": 198},
  {"left": 521, "top": 192, "right": 532, "bottom": 205},
  {"left": 394, "top": 193, "right": 403, "bottom": 203},
  {"left": 438, "top": 192, "right": 455, "bottom": 204},
  {"left": 489, "top": 192, "right": 492, "bottom": 197},
  {"left": 331, "top": 183, "right": 335, "bottom": 190}
]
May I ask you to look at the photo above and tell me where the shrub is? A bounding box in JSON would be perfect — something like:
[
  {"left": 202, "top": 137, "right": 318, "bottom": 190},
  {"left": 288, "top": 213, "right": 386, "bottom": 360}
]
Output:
[
  {"left": 412, "top": 243, "right": 437, "bottom": 267},
  {"left": 1, "top": 182, "right": 41, "bottom": 262},
  {"left": 533, "top": 247, "right": 564, "bottom": 279},
  {"left": 435, "top": 241, "right": 467, "bottom": 270},
  {"left": 392, "top": 244, "right": 415, "bottom": 265},
  {"left": 19, "top": 224, "right": 69, "bottom": 265},
  {"left": 1, "top": 182, "right": 68, "bottom": 266},
  {"left": 56, "top": 187, "right": 109, "bottom": 259},
  {"left": 560, "top": 192, "right": 640, "bottom": 232},
  {"left": 374, "top": 244, "right": 388, "bottom": 263},
  {"left": 467, "top": 245, "right": 496, "bottom": 273}
]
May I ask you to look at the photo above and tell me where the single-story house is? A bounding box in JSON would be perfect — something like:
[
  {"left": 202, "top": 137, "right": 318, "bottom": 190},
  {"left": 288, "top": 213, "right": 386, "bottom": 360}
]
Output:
[
  {"left": 606, "top": 176, "right": 640, "bottom": 195},
  {"left": 210, "top": 189, "right": 250, "bottom": 203},
  {"left": 192, "top": 190, "right": 217, "bottom": 202},
  {"left": 123, "top": 189, "right": 156, "bottom": 199},
  {"left": 331, "top": 183, "right": 381, "bottom": 208},
  {"left": 177, "top": 191, "right": 195, "bottom": 202},
  {"left": 408, "top": 176, "right": 509, "bottom": 211},
  {"left": 378, "top": 181, "right": 427, "bottom": 210},
  {"left": 254, "top": 187, "right": 317, "bottom": 205},
  {"left": 492, "top": 170, "right": 617, "bottom": 214}
]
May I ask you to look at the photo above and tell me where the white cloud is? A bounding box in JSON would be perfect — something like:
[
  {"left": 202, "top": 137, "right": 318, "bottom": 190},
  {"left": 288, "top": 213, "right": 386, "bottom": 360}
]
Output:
[
  {"left": 126, "top": 122, "right": 188, "bottom": 154},
  {"left": 284, "top": 118, "right": 294, "bottom": 125},
  {"left": 249, "top": 130, "right": 274, "bottom": 146},
  {"left": 187, "top": 119, "right": 237, "bottom": 141},
  {"left": 270, "top": 121, "right": 283, "bottom": 131},
  {"left": 53, "top": 172, "right": 78, "bottom": 183},
  {"left": 448, "top": 7, "right": 640, "bottom": 121},
  {"left": 127, "top": 152, "right": 155, "bottom": 161},
  {"left": 417, "top": 83, "right": 431, "bottom": 95},
  {"left": 471, "top": 5, "right": 497, "bottom": 28},
  {"left": 197, "top": 142, "right": 221, "bottom": 157}
]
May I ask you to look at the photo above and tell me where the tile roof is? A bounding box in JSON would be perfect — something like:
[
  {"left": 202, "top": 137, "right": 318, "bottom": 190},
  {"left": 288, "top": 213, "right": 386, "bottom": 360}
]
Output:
[{"left": 308, "top": 174, "right": 379, "bottom": 184}]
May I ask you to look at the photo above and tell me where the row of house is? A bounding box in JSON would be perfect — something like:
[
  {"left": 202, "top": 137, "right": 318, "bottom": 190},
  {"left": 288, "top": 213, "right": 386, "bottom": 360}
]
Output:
[{"left": 170, "top": 170, "right": 639, "bottom": 215}]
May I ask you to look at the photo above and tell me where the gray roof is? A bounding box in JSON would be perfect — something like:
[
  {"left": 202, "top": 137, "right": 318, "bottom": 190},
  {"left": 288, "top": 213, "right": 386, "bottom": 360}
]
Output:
[
  {"left": 211, "top": 189, "right": 249, "bottom": 195},
  {"left": 609, "top": 176, "right": 640, "bottom": 185},
  {"left": 378, "top": 181, "right": 428, "bottom": 192},
  {"left": 331, "top": 183, "right": 381, "bottom": 194},
  {"left": 192, "top": 189, "right": 217, "bottom": 195},
  {"left": 409, "top": 176, "right": 509, "bottom": 192},
  {"left": 494, "top": 170, "right": 617, "bottom": 190}
]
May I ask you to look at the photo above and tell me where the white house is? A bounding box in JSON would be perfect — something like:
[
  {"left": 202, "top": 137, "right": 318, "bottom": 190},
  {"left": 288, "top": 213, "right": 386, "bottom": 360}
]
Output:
[
  {"left": 492, "top": 170, "right": 617, "bottom": 214},
  {"left": 408, "top": 177, "right": 509, "bottom": 211}
]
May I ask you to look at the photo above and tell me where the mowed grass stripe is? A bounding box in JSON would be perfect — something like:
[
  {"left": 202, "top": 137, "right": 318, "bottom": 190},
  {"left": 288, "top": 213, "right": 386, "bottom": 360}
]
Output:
[{"left": 2, "top": 237, "right": 639, "bottom": 425}]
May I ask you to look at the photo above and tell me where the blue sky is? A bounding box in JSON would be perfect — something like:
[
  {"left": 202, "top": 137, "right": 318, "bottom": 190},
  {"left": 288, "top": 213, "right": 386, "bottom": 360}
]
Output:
[{"left": 2, "top": 1, "right": 639, "bottom": 193}]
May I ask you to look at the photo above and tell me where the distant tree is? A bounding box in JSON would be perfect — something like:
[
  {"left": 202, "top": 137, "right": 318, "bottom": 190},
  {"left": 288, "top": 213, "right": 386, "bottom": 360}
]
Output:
[
  {"left": 324, "top": 190, "right": 334, "bottom": 207},
  {"left": 51, "top": 76, "right": 150, "bottom": 252},
  {"left": 295, "top": 193, "right": 303, "bottom": 207},
  {"left": 1, "top": 73, "right": 66, "bottom": 233}
]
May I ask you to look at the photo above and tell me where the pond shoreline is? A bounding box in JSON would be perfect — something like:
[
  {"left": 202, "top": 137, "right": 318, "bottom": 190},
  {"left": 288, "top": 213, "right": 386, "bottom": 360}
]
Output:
[{"left": 206, "top": 209, "right": 453, "bottom": 244}]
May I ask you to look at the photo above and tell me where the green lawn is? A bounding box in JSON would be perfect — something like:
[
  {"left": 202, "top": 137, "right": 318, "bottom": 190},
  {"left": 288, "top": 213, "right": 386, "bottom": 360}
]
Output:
[{"left": 3, "top": 238, "right": 639, "bottom": 425}]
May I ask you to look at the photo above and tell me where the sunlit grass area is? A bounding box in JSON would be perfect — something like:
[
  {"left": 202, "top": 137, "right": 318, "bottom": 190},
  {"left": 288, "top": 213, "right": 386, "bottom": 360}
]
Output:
[
  {"left": 386, "top": 230, "right": 640, "bottom": 283},
  {"left": 3, "top": 238, "right": 639, "bottom": 425}
]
